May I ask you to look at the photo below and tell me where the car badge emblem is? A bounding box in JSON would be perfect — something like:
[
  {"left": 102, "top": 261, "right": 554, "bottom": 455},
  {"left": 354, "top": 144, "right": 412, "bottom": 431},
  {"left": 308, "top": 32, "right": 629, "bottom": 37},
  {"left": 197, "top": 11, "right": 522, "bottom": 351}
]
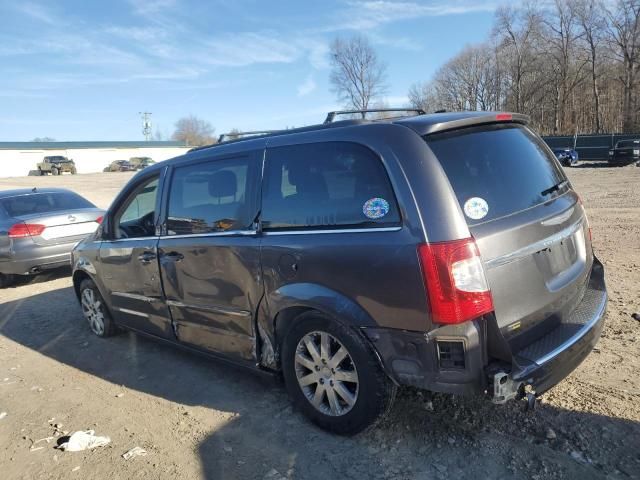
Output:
[{"left": 68, "top": 215, "right": 77, "bottom": 222}]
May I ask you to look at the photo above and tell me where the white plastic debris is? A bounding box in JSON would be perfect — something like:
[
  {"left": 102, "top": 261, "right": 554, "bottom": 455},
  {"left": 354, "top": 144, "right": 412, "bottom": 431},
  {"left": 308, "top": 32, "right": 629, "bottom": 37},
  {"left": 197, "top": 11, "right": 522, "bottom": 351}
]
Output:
[
  {"left": 59, "top": 430, "right": 111, "bottom": 452},
  {"left": 0, "top": 412, "right": 7, "bottom": 420},
  {"left": 122, "top": 446, "right": 147, "bottom": 460}
]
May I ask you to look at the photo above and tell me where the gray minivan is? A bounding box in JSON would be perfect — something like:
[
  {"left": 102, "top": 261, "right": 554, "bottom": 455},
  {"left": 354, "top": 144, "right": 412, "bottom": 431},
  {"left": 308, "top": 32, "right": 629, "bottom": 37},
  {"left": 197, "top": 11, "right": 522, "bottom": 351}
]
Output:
[{"left": 71, "top": 111, "right": 607, "bottom": 434}]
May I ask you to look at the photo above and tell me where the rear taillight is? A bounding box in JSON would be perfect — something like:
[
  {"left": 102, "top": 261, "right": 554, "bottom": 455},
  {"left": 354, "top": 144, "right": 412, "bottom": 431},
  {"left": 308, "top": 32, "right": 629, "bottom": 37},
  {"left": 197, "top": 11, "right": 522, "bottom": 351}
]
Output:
[
  {"left": 418, "top": 238, "right": 494, "bottom": 325},
  {"left": 8, "top": 223, "right": 46, "bottom": 238},
  {"left": 96, "top": 216, "right": 103, "bottom": 224}
]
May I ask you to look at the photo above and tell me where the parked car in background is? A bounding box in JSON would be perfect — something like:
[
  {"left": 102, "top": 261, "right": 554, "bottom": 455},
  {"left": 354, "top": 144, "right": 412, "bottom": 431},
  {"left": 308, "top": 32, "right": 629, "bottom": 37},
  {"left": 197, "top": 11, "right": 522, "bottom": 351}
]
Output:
[
  {"left": 104, "top": 160, "right": 136, "bottom": 172},
  {"left": 0, "top": 188, "right": 104, "bottom": 288},
  {"left": 71, "top": 110, "right": 606, "bottom": 435},
  {"left": 609, "top": 139, "right": 640, "bottom": 166},
  {"left": 552, "top": 147, "right": 579, "bottom": 167},
  {"left": 129, "top": 157, "right": 155, "bottom": 171},
  {"left": 35, "top": 156, "right": 77, "bottom": 176}
]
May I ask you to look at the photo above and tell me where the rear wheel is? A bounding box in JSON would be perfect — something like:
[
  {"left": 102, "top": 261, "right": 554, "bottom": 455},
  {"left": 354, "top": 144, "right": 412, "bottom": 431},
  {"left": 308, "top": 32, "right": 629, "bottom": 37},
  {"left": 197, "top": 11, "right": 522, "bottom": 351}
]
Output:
[
  {"left": 79, "top": 279, "right": 117, "bottom": 337},
  {"left": 0, "top": 273, "right": 16, "bottom": 288},
  {"left": 281, "top": 312, "right": 396, "bottom": 435}
]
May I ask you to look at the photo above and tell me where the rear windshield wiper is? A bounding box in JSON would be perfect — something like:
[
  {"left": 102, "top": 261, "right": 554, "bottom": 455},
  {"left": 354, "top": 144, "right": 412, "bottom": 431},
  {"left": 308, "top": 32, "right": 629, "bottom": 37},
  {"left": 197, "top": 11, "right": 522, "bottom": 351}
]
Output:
[{"left": 541, "top": 180, "right": 568, "bottom": 197}]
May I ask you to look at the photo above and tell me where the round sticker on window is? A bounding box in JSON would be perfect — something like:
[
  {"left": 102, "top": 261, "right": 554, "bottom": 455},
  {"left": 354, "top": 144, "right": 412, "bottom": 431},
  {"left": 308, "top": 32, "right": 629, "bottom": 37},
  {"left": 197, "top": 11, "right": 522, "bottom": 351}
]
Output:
[
  {"left": 363, "top": 197, "right": 390, "bottom": 220},
  {"left": 463, "top": 197, "right": 489, "bottom": 220}
]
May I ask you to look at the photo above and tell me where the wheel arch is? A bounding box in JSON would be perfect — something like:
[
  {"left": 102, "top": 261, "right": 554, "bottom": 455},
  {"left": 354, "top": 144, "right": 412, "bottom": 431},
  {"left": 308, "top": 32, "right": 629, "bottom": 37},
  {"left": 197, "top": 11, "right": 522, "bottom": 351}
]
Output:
[{"left": 258, "top": 282, "right": 379, "bottom": 370}]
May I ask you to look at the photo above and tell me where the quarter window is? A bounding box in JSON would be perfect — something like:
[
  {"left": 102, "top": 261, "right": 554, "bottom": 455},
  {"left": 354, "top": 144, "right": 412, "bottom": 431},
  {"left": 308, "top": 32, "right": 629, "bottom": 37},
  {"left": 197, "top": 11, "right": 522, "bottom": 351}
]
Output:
[
  {"left": 262, "top": 142, "right": 400, "bottom": 230},
  {"left": 166, "top": 156, "right": 256, "bottom": 235}
]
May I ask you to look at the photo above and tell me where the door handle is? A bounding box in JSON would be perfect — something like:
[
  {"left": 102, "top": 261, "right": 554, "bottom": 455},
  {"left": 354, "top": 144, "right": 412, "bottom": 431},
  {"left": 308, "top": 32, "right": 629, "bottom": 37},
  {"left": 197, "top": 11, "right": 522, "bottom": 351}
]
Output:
[
  {"left": 162, "top": 251, "right": 184, "bottom": 262},
  {"left": 137, "top": 251, "right": 157, "bottom": 264}
]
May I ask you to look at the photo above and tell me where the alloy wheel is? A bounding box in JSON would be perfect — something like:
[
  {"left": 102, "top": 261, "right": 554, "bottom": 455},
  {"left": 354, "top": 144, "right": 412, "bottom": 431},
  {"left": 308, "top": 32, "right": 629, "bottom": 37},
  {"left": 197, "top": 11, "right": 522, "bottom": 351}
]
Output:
[
  {"left": 294, "top": 331, "right": 359, "bottom": 416},
  {"left": 81, "top": 288, "right": 105, "bottom": 335}
]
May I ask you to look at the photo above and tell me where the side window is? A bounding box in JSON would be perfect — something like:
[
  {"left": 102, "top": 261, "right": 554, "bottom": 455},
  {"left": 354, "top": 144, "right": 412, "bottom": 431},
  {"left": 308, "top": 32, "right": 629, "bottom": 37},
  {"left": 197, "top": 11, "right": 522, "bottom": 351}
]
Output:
[
  {"left": 262, "top": 142, "right": 400, "bottom": 230},
  {"left": 115, "top": 176, "right": 159, "bottom": 239},
  {"left": 166, "top": 156, "right": 255, "bottom": 235}
]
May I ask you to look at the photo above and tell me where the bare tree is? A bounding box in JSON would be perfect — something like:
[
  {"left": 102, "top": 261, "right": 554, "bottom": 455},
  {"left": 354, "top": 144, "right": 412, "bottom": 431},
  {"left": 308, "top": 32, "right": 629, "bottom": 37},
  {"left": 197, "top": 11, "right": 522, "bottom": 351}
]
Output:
[
  {"left": 172, "top": 115, "right": 216, "bottom": 146},
  {"left": 605, "top": 0, "right": 640, "bottom": 132},
  {"left": 494, "top": 5, "right": 543, "bottom": 113},
  {"left": 573, "top": 0, "right": 607, "bottom": 132},
  {"left": 329, "top": 35, "right": 387, "bottom": 115}
]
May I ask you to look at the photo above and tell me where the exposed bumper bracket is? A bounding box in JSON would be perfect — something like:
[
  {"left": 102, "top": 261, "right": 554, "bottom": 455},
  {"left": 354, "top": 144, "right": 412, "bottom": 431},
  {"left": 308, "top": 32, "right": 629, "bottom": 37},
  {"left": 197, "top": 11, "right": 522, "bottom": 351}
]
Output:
[{"left": 490, "top": 371, "right": 524, "bottom": 404}]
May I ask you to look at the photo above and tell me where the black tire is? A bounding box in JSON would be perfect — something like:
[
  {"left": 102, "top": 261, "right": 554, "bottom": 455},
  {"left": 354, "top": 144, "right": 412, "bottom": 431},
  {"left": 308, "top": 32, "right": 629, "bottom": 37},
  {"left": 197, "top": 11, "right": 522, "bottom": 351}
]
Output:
[
  {"left": 51, "top": 167, "right": 59, "bottom": 176},
  {"left": 78, "top": 278, "right": 117, "bottom": 337},
  {"left": 70, "top": 166, "right": 77, "bottom": 174},
  {"left": 281, "top": 312, "right": 396, "bottom": 435},
  {"left": 0, "top": 273, "right": 16, "bottom": 288}
]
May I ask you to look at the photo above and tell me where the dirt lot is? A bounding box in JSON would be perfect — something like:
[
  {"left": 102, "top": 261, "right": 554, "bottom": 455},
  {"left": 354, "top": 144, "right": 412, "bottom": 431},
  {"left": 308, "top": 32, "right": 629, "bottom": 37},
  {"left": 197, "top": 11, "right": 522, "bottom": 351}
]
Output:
[{"left": 0, "top": 166, "right": 639, "bottom": 480}]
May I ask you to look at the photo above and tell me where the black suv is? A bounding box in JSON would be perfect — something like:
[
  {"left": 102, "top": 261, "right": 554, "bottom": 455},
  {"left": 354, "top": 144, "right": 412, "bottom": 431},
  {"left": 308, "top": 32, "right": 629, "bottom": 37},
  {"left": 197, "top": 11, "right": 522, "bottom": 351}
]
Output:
[{"left": 71, "top": 110, "right": 607, "bottom": 434}]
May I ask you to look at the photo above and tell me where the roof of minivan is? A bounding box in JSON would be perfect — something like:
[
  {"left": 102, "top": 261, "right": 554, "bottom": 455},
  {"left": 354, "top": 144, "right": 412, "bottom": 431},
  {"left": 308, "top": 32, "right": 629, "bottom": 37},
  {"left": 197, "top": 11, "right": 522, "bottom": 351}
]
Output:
[
  {"left": 156, "top": 111, "right": 529, "bottom": 166},
  {"left": 393, "top": 111, "right": 529, "bottom": 135}
]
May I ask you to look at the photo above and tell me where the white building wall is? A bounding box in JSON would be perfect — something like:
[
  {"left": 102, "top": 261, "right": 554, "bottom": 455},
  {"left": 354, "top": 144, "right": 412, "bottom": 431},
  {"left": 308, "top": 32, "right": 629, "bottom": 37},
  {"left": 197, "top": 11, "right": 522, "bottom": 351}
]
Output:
[{"left": 0, "top": 147, "right": 191, "bottom": 177}]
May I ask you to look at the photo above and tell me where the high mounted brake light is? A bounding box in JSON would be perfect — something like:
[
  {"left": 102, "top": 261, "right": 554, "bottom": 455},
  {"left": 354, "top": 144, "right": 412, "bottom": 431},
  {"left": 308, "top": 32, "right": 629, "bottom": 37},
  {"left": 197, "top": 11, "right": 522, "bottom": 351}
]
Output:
[
  {"left": 418, "top": 238, "right": 494, "bottom": 324},
  {"left": 8, "top": 223, "right": 46, "bottom": 238},
  {"left": 496, "top": 113, "right": 513, "bottom": 121}
]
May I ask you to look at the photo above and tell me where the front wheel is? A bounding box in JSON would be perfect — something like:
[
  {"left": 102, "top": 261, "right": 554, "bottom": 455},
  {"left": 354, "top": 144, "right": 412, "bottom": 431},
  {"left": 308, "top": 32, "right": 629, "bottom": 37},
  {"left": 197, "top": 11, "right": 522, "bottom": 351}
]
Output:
[
  {"left": 281, "top": 312, "right": 396, "bottom": 435},
  {"left": 79, "top": 279, "right": 117, "bottom": 337},
  {"left": 70, "top": 166, "right": 77, "bottom": 174},
  {"left": 51, "top": 167, "right": 59, "bottom": 176}
]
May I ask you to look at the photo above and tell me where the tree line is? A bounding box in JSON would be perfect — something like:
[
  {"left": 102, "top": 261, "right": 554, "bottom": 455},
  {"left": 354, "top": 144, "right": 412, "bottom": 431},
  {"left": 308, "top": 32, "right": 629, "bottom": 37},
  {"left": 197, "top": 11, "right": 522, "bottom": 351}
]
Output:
[{"left": 408, "top": 0, "right": 640, "bottom": 135}]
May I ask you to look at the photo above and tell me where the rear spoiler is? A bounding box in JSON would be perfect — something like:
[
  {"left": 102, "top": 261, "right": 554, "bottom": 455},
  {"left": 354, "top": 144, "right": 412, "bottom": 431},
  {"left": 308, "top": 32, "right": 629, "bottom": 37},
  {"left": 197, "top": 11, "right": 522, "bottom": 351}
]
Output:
[{"left": 396, "top": 112, "right": 530, "bottom": 136}]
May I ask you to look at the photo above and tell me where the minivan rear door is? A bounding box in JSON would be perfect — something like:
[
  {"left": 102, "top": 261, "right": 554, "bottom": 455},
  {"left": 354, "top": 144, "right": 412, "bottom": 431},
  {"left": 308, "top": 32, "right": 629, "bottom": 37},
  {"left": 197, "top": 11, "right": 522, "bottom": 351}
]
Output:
[
  {"left": 157, "top": 151, "right": 263, "bottom": 364},
  {"left": 426, "top": 124, "right": 593, "bottom": 350}
]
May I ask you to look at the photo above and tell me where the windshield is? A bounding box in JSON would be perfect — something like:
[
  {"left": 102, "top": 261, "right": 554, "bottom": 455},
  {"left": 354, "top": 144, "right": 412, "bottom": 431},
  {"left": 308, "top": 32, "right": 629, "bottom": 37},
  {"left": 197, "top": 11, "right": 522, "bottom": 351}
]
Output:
[
  {"left": 0, "top": 192, "right": 95, "bottom": 217},
  {"left": 615, "top": 140, "right": 640, "bottom": 148},
  {"left": 426, "top": 124, "right": 567, "bottom": 225}
]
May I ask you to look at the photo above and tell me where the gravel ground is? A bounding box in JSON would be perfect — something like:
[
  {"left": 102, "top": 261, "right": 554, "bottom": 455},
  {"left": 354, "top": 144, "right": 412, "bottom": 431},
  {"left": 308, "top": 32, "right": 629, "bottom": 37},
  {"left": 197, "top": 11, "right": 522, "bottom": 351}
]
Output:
[{"left": 0, "top": 165, "right": 639, "bottom": 480}]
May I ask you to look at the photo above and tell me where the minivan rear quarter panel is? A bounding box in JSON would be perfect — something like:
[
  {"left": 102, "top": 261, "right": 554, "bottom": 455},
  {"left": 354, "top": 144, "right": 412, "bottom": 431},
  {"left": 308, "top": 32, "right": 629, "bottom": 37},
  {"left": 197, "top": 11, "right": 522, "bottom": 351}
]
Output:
[{"left": 260, "top": 124, "right": 456, "bottom": 333}]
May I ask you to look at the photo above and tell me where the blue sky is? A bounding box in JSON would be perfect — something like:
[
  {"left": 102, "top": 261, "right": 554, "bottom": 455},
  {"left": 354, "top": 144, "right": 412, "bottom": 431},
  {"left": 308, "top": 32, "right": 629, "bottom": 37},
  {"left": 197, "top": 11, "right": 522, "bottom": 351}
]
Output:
[{"left": 0, "top": 0, "right": 503, "bottom": 141}]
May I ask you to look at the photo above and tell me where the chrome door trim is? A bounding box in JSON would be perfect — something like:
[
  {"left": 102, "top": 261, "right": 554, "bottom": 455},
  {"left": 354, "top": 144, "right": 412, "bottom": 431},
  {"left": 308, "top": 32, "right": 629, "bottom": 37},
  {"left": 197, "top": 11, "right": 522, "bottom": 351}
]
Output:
[
  {"left": 262, "top": 226, "right": 402, "bottom": 236},
  {"left": 116, "top": 307, "right": 150, "bottom": 318},
  {"left": 112, "top": 292, "right": 159, "bottom": 303},
  {"left": 162, "top": 230, "right": 258, "bottom": 239},
  {"left": 166, "top": 300, "right": 251, "bottom": 318}
]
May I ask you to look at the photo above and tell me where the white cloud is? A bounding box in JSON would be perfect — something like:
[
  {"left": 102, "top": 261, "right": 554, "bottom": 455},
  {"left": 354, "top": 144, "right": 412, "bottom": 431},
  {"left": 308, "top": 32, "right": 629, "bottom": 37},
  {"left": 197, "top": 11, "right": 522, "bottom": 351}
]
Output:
[
  {"left": 326, "top": 0, "right": 499, "bottom": 31},
  {"left": 14, "top": 2, "right": 57, "bottom": 25},
  {"left": 297, "top": 75, "right": 317, "bottom": 97},
  {"left": 128, "top": 0, "right": 177, "bottom": 16},
  {"left": 201, "top": 32, "right": 301, "bottom": 67}
]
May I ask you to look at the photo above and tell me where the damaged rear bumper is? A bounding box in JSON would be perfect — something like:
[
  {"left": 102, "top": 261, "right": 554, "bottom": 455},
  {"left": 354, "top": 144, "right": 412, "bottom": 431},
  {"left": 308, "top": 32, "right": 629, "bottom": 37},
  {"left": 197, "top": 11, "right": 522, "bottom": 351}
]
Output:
[{"left": 363, "top": 257, "right": 607, "bottom": 400}]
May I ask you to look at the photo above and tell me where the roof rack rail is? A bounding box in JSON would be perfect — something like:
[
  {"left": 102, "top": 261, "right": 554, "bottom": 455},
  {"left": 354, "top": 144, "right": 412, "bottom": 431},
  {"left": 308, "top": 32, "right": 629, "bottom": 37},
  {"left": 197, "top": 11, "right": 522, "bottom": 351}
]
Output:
[
  {"left": 323, "top": 108, "right": 426, "bottom": 124},
  {"left": 217, "top": 130, "right": 281, "bottom": 143}
]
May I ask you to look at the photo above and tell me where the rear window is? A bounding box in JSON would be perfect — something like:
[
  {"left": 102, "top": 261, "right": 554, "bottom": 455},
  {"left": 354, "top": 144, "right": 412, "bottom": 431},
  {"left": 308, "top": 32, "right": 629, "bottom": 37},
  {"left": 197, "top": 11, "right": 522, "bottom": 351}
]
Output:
[
  {"left": 426, "top": 124, "right": 567, "bottom": 225},
  {"left": 0, "top": 192, "right": 94, "bottom": 217}
]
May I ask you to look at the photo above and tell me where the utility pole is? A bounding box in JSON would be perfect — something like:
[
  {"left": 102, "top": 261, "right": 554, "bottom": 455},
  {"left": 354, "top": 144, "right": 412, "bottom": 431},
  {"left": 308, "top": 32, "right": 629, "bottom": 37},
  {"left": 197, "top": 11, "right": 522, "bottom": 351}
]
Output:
[{"left": 139, "top": 112, "right": 152, "bottom": 141}]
